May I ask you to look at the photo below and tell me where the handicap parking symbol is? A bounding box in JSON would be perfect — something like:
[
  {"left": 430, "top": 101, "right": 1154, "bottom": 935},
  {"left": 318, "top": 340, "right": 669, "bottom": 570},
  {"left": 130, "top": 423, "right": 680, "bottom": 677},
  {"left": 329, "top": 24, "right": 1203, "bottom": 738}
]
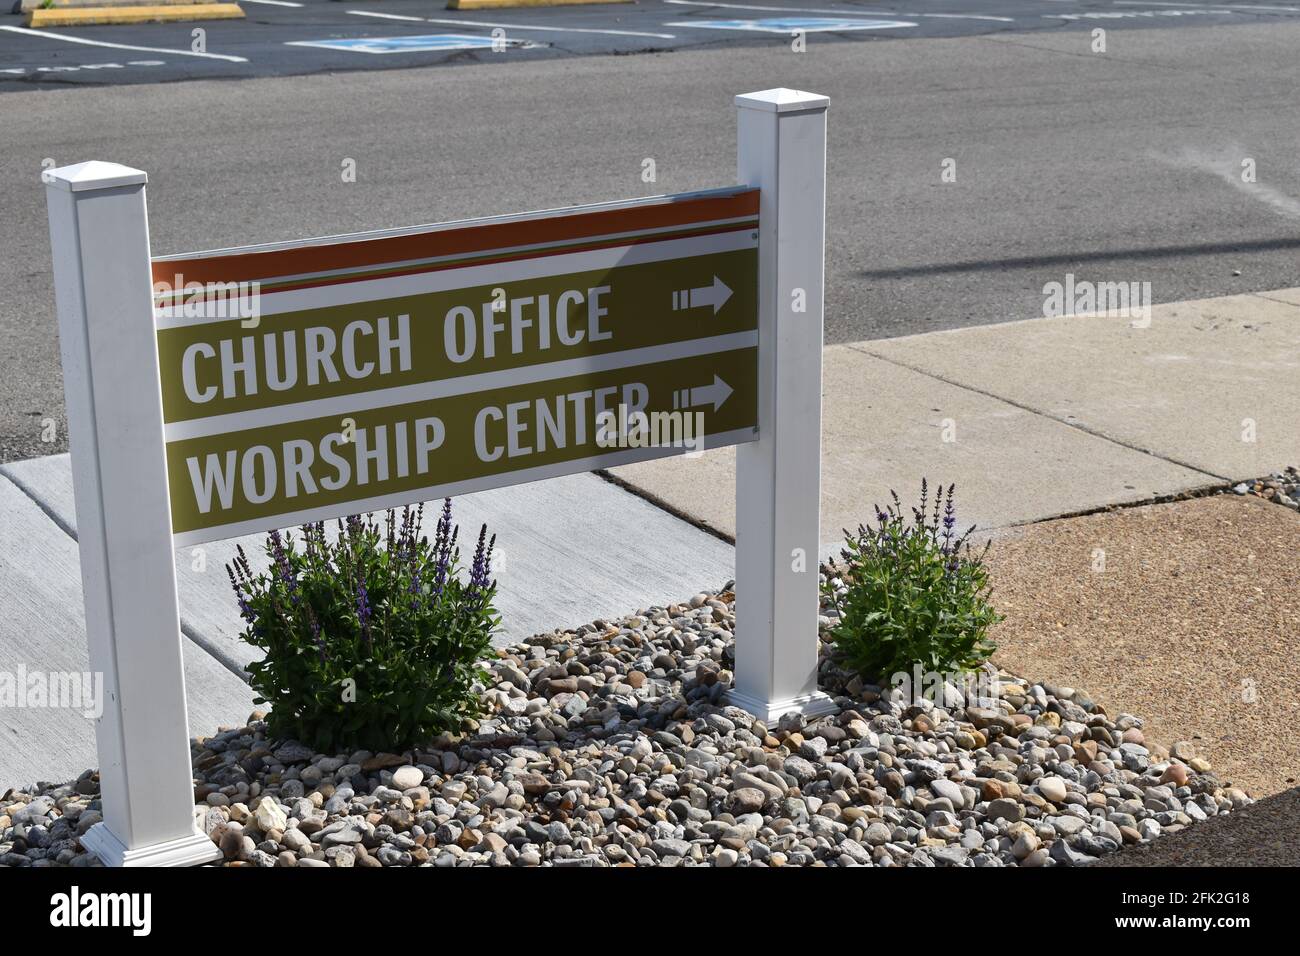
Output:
[{"left": 286, "top": 34, "right": 532, "bottom": 55}]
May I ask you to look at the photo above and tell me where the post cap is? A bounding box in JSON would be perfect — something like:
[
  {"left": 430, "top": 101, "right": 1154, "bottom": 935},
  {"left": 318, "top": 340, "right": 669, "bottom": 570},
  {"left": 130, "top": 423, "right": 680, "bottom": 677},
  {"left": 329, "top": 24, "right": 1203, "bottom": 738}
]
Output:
[
  {"left": 43, "top": 161, "right": 148, "bottom": 193},
  {"left": 735, "top": 88, "right": 829, "bottom": 114}
]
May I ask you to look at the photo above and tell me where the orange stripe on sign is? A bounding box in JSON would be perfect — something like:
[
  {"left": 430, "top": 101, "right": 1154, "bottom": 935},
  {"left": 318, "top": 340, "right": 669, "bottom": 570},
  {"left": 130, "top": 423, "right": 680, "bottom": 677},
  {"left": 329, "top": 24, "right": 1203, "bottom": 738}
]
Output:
[{"left": 153, "top": 189, "right": 760, "bottom": 287}]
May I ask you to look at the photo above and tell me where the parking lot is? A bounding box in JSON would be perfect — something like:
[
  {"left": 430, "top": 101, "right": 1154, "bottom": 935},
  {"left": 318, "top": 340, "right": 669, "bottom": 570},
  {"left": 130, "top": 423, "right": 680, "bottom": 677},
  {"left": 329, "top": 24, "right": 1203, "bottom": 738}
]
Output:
[{"left": 5, "top": 0, "right": 1300, "bottom": 88}]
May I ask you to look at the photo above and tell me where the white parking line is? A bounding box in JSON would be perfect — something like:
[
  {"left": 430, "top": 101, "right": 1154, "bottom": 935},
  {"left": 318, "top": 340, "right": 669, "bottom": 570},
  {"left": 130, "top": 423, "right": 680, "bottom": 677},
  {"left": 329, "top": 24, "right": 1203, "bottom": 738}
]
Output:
[
  {"left": 1044, "top": 8, "right": 1235, "bottom": 17},
  {"left": 346, "top": 10, "right": 678, "bottom": 38},
  {"left": 0, "top": 25, "right": 248, "bottom": 62},
  {"left": 668, "top": 18, "right": 917, "bottom": 32},
  {"left": 916, "top": 13, "right": 1016, "bottom": 21},
  {"left": 1, "top": 60, "right": 168, "bottom": 76},
  {"left": 345, "top": 10, "right": 423, "bottom": 21},
  {"left": 661, "top": 1, "right": 1014, "bottom": 22},
  {"left": 421, "top": 16, "right": 677, "bottom": 39},
  {"left": 1113, "top": 0, "right": 1299, "bottom": 8},
  {"left": 241, "top": 0, "right": 303, "bottom": 6},
  {"left": 287, "top": 34, "right": 536, "bottom": 54},
  {"left": 664, "top": 0, "right": 881, "bottom": 10}
]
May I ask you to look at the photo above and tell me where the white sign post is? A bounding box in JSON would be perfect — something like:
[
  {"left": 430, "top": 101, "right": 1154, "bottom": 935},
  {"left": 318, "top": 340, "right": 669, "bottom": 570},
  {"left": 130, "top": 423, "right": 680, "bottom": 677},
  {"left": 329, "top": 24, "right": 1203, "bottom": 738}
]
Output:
[
  {"left": 41, "top": 89, "right": 829, "bottom": 865},
  {"left": 728, "top": 89, "right": 836, "bottom": 723},
  {"left": 45, "top": 162, "right": 220, "bottom": 866}
]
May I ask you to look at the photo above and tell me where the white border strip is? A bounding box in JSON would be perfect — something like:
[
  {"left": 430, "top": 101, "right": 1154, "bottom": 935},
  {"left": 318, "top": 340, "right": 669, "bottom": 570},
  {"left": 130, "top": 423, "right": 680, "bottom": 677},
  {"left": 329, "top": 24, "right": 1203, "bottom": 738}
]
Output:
[
  {"left": 164, "top": 331, "right": 759, "bottom": 440},
  {"left": 174, "top": 425, "right": 756, "bottom": 546}
]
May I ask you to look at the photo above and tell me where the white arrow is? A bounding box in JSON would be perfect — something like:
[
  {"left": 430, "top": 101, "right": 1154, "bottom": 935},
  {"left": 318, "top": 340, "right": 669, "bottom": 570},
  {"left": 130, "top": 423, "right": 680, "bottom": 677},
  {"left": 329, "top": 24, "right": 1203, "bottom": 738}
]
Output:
[
  {"left": 671, "top": 275, "right": 733, "bottom": 315},
  {"left": 673, "top": 374, "right": 733, "bottom": 412}
]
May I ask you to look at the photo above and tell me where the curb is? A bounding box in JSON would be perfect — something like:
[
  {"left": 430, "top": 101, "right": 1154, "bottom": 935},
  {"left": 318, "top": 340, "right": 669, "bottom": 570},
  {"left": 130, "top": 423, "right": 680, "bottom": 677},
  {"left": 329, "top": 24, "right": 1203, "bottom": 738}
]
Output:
[
  {"left": 14, "top": 0, "right": 212, "bottom": 10},
  {"left": 25, "top": 2, "right": 243, "bottom": 26}
]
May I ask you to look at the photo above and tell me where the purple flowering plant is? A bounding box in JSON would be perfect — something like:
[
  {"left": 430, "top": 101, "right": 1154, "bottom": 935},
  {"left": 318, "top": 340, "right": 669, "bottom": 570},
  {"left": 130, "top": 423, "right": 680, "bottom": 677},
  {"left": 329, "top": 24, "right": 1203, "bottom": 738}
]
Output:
[
  {"left": 821, "top": 481, "right": 1000, "bottom": 682},
  {"left": 227, "top": 499, "right": 498, "bottom": 751}
]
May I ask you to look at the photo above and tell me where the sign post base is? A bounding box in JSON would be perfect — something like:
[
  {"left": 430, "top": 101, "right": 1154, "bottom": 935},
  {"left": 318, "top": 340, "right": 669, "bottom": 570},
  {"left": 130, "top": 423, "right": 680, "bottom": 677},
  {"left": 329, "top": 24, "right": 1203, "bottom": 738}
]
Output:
[
  {"left": 726, "top": 687, "right": 838, "bottom": 725},
  {"left": 80, "top": 823, "right": 220, "bottom": 868}
]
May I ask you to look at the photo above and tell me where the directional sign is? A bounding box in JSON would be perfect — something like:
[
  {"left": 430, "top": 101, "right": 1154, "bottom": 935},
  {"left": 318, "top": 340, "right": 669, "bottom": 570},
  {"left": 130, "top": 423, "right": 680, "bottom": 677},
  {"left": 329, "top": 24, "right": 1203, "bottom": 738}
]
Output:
[
  {"left": 152, "top": 187, "right": 760, "bottom": 543},
  {"left": 43, "top": 91, "right": 829, "bottom": 868}
]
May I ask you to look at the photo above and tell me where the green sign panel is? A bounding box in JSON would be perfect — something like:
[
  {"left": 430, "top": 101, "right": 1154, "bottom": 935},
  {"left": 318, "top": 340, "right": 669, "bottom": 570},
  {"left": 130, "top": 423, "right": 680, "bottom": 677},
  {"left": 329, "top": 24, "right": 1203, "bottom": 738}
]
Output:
[{"left": 154, "top": 187, "right": 761, "bottom": 544}]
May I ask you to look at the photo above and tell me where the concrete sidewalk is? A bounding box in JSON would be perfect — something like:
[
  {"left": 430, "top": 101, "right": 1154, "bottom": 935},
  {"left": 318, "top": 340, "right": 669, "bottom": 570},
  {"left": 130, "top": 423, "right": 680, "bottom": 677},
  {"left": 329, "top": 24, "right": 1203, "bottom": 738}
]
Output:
[
  {"left": 2, "top": 286, "right": 1295, "bottom": 789},
  {"left": 0, "top": 474, "right": 253, "bottom": 789},
  {"left": 0, "top": 460, "right": 735, "bottom": 788},
  {"left": 613, "top": 289, "right": 1300, "bottom": 553}
]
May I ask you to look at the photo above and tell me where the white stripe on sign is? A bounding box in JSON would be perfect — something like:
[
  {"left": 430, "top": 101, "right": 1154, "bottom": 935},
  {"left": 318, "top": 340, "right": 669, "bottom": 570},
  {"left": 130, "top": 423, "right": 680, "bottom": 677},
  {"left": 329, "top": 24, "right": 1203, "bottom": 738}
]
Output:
[
  {"left": 162, "top": 331, "right": 760, "bottom": 442},
  {"left": 156, "top": 226, "right": 757, "bottom": 326},
  {"left": 170, "top": 425, "right": 757, "bottom": 547},
  {"left": 0, "top": 25, "right": 248, "bottom": 62}
]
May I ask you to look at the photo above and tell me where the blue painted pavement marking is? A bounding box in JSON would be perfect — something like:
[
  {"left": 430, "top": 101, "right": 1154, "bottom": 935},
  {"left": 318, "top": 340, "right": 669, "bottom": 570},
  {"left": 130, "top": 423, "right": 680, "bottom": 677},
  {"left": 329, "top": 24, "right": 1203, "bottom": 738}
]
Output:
[
  {"left": 666, "top": 17, "right": 918, "bottom": 33},
  {"left": 285, "top": 34, "right": 531, "bottom": 55}
]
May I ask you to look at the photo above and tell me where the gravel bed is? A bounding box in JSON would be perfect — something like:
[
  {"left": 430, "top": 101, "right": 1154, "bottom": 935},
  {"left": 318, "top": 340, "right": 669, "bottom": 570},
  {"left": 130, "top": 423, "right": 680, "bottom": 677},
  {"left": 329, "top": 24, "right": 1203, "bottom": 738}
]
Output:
[
  {"left": 1231, "top": 466, "right": 1299, "bottom": 510},
  {"left": 1, "top": 582, "right": 1252, "bottom": 868}
]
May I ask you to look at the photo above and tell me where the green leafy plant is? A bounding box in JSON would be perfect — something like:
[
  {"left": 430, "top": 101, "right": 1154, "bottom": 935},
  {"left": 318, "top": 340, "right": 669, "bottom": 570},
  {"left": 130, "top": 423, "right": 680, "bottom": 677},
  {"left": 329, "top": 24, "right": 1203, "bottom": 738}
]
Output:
[
  {"left": 822, "top": 480, "right": 1000, "bottom": 682},
  {"left": 227, "top": 501, "right": 498, "bottom": 752}
]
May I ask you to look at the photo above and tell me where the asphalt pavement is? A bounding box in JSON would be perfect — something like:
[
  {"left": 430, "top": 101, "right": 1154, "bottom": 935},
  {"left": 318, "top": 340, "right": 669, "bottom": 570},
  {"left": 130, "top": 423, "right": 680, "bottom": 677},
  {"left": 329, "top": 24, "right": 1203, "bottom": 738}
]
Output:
[
  {"left": 1, "top": 14, "right": 1298, "bottom": 460},
  {"left": 3, "top": 0, "right": 1300, "bottom": 87}
]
